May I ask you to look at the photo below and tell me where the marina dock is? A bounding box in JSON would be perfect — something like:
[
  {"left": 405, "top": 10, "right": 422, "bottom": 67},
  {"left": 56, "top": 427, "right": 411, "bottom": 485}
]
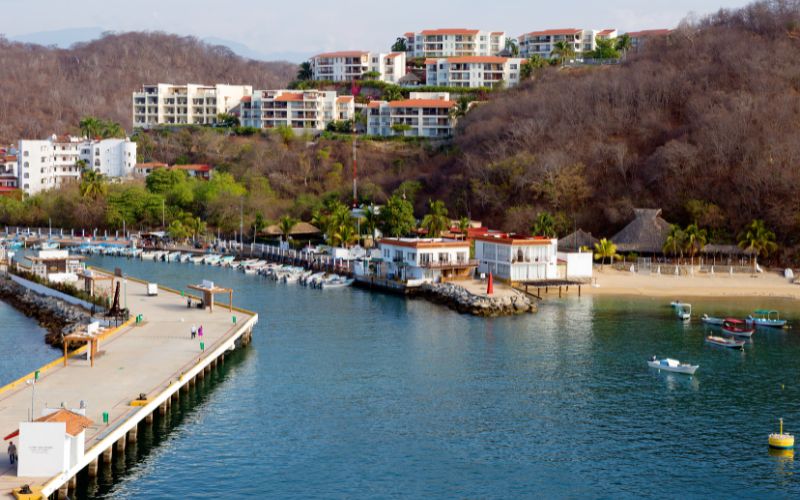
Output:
[{"left": 0, "top": 270, "right": 257, "bottom": 499}]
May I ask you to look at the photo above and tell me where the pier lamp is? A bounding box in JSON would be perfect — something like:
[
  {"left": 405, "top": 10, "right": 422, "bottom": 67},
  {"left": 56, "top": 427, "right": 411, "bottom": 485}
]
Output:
[{"left": 26, "top": 370, "right": 39, "bottom": 421}]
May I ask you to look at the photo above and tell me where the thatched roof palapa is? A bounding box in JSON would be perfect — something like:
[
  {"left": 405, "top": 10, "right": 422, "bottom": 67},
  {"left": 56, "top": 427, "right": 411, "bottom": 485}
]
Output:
[
  {"left": 263, "top": 221, "right": 321, "bottom": 236},
  {"left": 611, "top": 208, "right": 672, "bottom": 253},
  {"left": 558, "top": 229, "right": 598, "bottom": 251}
]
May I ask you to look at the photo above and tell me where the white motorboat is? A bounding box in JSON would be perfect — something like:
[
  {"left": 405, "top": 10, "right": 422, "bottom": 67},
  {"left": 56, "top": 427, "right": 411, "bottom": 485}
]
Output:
[
  {"left": 141, "top": 251, "right": 157, "bottom": 260},
  {"left": 179, "top": 253, "right": 193, "bottom": 262},
  {"left": 701, "top": 314, "right": 724, "bottom": 326},
  {"left": 647, "top": 357, "right": 699, "bottom": 375},
  {"left": 166, "top": 251, "right": 182, "bottom": 262},
  {"left": 190, "top": 255, "right": 205, "bottom": 264},
  {"left": 705, "top": 335, "right": 745, "bottom": 349},
  {"left": 673, "top": 302, "right": 691, "bottom": 321},
  {"left": 321, "top": 277, "right": 354, "bottom": 289},
  {"left": 203, "top": 254, "right": 221, "bottom": 265},
  {"left": 747, "top": 310, "right": 788, "bottom": 328}
]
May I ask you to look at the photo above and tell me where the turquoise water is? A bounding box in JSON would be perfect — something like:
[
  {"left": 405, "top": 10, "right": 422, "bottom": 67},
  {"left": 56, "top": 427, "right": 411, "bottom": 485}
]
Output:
[
  {"left": 77, "top": 256, "right": 800, "bottom": 498},
  {"left": 0, "top": 299, "right": 59, "bottom": 385}
]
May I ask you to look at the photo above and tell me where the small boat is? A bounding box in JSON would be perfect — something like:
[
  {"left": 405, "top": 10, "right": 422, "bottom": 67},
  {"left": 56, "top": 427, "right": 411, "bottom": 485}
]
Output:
[
  {"left": 190, "top": 255, "right": 205, "bottom": 264},
  {"left": 166, "top": 251, "right": 182, "bottom": 262},
  {"left": 647, "top": 356, "right": 699, "bottom": 375},
  {"left": 219, "top": 255, "right": 236, "bottom": 266},
  {"left": 705, "top": 335, "right": 745, "bottom": 349},
  {"left": 321, "top": 276, "right": 354, "bottom": 289},
  {"left": 141, "top": 251, "right": 157, "bottom": 260},
  {"left": 747, "top": 310, "right": 788, "bottom": 328},
  {"left": 721, "top": 318, "right": 755, "bottom": 338},
  {"left": 673, "top": 302, "right": 691, "bottom": 321},
  {"left": 203, "top": 254, "right": 221, "bottom": 265},
  {"left": 179, "top": 253, "right": 193, "bottom": 263},
  {"left": 701, "top": 314, "right": 725, "bottom": 326}
]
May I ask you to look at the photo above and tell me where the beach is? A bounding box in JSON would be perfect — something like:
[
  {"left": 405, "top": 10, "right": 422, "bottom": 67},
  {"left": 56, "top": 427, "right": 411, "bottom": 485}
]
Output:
[{"left": 586, "top": 267, "right": 800, "bottom": 299}]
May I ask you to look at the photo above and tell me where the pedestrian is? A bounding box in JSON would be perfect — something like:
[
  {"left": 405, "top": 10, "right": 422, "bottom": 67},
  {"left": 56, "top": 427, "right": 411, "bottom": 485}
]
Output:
[
  {"left": 8, "top": 441, "right": 16, "bottom": 465},
  {"left": 191, "top": 324, "right": 197, "bottom": 340},
  {"left": 198, "top": 325, "right": 203, "bottom": 338}
]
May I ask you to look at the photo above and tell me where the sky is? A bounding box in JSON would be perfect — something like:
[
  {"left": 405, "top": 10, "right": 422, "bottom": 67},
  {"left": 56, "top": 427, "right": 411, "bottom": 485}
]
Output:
[{"left": 0, "top": 0, "right": 755, "bottom": 59}]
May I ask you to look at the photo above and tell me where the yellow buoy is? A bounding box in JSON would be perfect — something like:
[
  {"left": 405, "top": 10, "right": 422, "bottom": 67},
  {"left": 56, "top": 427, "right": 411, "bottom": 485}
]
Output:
[{"left": 769, "top": 418, "right": 795, "bottom": 449}]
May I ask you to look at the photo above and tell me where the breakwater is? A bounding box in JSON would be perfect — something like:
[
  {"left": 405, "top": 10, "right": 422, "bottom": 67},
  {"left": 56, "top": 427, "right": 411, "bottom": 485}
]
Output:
[{"left": 418, "top": 282, "right": 536, "bottom": 316}]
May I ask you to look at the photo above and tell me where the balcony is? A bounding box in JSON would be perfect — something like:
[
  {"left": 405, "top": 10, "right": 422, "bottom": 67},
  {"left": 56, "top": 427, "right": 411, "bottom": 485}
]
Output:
[{"left": 420, "top": 259, "right": 478, "bottom": 269}]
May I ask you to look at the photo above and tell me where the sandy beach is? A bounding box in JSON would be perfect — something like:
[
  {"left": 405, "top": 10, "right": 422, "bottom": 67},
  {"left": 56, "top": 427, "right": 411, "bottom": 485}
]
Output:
[{"left": 586, "top": 268, "right": 800, "bottom": 300}]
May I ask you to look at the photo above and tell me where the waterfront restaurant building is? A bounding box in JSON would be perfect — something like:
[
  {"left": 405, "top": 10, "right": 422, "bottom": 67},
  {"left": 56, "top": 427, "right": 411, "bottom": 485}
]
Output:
[
  {"left": 474, "top": 234, "right": 558, "bottom": 282},
  {"left": 378, "top": 238, "right": 475, "bottom": 284}
]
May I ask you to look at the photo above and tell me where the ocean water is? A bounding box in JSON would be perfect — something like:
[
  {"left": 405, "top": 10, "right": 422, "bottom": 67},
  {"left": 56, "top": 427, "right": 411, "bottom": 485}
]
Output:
[
  {"left": 0, "top": 298, "right": 60, "bottom": 386},
  {"left": 71, "top": 256, "right": 800, "bottom": 499}
]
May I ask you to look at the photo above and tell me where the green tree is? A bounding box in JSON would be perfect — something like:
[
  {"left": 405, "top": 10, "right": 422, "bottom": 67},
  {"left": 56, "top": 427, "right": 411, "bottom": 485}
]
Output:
[
  {"left": 531, "top": 212, "right": 557, "bottom": 238},
  {"left": 383, "top": 86, "right": 403, "bottom": 101},
  {"left": 391, "top": 123, "right": 412, "bottom": 135},
  {"left": 254, "top": 213, "right": 267, "bottom": 240},
  {"left": 79, "top": 169, "right": 107, "bottom": 199},
  {"left": 216, "top": 113, "right": 239, "bottom": 127},
  {"left": 379, "top": 195, "right": 416, "bottom": 238},
  {"left": 663, "top": 224, "right": 685, "bottom": 262},
  {"left": 520, "top": 54, "right": 547, "bottom": 79},
  {"left": 551, "top": 40, "right": 576, "bottom": 65},
  {"left": 420, "top": 199, "right": 449, "bottom": 237},
  {"left": 393, "top": 180, "right": 422, "bottom": 203},
  {"left": 297, "top": 61, "right": 313, "bottom": 81},
  {"left": 278, "top": 214, "right": 297, "bottom": 243},
  {"left": 362, "top": 205, "right": 380, "bottom": 246},
  {"left": 504, "top": 38, "right": 520, "bottom": 57},
  {"left": 451, "top": 95, "right": 472, "bottom": 118},
  {"left": 79, "top": 117, "right": 102, "bottom": 139},
  {"left": 615, "top": 34, "right": 632, "bottom": 58},
  {"left": 458, "top": 216, "right": 470, "bottom": 240},
  {"left": 589, "top": 38, "right": 620, "bottom": 59},
  {"left": 593, "top": 238, "right": 618, "bottom": 270},
  {"left": 145, "top": 168, "right": 186, "bottom": 194},
  {"left": 361, "top": 70, "right": 382, "bottom": 80},
  {"left": 168, "top": 219, "right": 190, "bottom": 240},
  {"left": 738, "top": 219, "right": 778, "bottom": 271},
  {"left": 391, "top": 37, "right": 408, "bottom": 52},
  {"left": 683, "top": 223, "right": 708, "bottom": 267},
  {"left": 333, "top": 222, "right": 357, "bottom": 248}
]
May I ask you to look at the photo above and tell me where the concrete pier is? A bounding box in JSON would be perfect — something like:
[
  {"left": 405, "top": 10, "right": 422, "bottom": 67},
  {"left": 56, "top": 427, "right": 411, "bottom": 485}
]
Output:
[{"left": 0, "top": 270, "right": 258, "bottom": 497}]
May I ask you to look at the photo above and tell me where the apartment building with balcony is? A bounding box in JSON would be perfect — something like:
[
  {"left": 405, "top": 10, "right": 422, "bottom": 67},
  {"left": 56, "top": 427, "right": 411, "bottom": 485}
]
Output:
[
  {"left": 404, "top": 29, "right": 506, "bottom": 58},
  {"left": 240, "top": 90, "right": 355, "bottom": 133},
  {"left": 518, "top": 28, "right": 617, "bottom": 60},
  {"left": 0, "top": 151, "right": 18, "bottom": 188},
  {"left": 377, "top": 238, "right": 475, "bottom": 284},
  {"left": 17, "top": 136, "right": 136, "bottom": 195},
  {"left": 425, "top": 56, "right": 523, "bottom": 88},
  {"left": 310, "top": 51, "right": 406, "bottom": 82},
  {"left": 474, "top": 234, "right": 559, "bottom": 283},
  {"left": 367, "top": 92, "right": 456, "bottom": 138},
  {"left": 132, "top": 83, "right": 253, "bottom": 128}
]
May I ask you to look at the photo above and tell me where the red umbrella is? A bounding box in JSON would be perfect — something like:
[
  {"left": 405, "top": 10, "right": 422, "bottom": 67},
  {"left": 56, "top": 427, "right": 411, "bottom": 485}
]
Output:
[{"left": 487, "top": 272, "right": 494, "bottom": 295}]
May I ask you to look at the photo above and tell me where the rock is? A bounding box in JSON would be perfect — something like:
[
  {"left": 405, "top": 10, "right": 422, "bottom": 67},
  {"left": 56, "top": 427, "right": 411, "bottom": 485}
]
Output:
[{"left": 419, "top": 282, "right": 536, "bottom": 317}]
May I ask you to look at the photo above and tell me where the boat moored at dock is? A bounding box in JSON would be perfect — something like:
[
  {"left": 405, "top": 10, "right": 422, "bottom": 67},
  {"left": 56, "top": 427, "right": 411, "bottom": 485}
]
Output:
[
  {"left": 747, "top": 310, "right": 788, "bottom": 328},
  {"left": 705, "top": 335, "right": 746, "bottom": 349},
  {"left": 721, "top": 318, "right": 755, "bottom": 338},
  {"left": 647, "top": 356, "right": 699, "bottom": 375}
]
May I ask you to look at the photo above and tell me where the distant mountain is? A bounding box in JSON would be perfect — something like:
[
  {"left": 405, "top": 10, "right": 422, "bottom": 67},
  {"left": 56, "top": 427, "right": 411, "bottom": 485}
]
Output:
[
  {"left": 9, "top": 27, "right": 106, "bottom": 48},
  {"left": 202, "top": 37, "right": 311, "bottom": 63}
]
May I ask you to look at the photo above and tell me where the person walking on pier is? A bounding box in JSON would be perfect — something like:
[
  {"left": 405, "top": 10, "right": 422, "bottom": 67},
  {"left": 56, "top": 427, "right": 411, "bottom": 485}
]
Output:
[
  {"left": 198, "top": 325, "right": 203, "bottom": 338},
  {"left": 191, "top": 324, "right": 197, "bottom": 340},
  {"left": 8, "top": 441, "right": 16, "bottom": 465}
]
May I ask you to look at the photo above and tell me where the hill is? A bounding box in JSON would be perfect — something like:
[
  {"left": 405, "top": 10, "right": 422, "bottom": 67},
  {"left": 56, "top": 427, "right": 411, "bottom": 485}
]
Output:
[
  {"left": 0, "top": 32, "right": 296, "bottom": 141},
  {"left": 450, "top": 0, "right": 800, "bottom": 256}
]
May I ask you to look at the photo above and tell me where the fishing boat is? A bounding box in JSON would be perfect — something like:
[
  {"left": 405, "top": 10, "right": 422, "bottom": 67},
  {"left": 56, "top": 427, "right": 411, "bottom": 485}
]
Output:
[
  {"left": 203, "top": 254, "right": 221, "bottom": 265},
  {"left": 701, "top": 314, "right": 725, "bottom": 326},
  {"left": 647, "top": 356, "right": 699, "bottom": 375},
  {"left": 721, "top": 318, "right": 755, "bottom": 338},
  {"left": 747, "top": 310, "right": 788, "bottom": 328},
  {"left": 219, "top": 255, "right": 236, "bottom": 266},
  {"left": 321, "top": 276, "right": 354, "bottom": 289},
  {"left": 705, "top": 335, "right": 745, "bottom": 349},
  {"left": 673, "top": 302, "right": 691, "bottom": 321}
]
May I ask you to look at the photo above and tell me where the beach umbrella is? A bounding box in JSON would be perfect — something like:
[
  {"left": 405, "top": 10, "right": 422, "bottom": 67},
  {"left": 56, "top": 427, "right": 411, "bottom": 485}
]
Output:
[{"left": 487, "top": 273, "right": 494, "bottom": 295}]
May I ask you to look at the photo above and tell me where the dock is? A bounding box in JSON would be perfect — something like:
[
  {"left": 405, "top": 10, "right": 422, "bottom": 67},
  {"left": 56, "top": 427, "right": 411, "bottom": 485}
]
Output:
[{"left": 0, "top": 270, "right": 257, "bottom": 499}]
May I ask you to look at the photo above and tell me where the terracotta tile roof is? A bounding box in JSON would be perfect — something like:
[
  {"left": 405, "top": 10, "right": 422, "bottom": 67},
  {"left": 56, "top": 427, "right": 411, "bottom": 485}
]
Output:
[
  {"left": 336, "top": 96, "right": 354, "bottom": 103},
  {"left": 420, "top": 28, "right": 480, "bottom": 36},
  {"left": 379, "top": 238, "right": 469, "bottom": 249},
  {"left": 240, "top": 96, "right": 252, "bottom": 103},
  {"left": 172, "top": 164, "right": 212, "bottom": 172},
  {"left": 313, "top": 50, "right": 369, "bottom": 59},
  {"left": 597, "top": 29, "right": 616, "bottom": 36},
  {"left": 388, "top": 99, "right": 455, "bottom": 109},
  {"left": 626, "top": 29, "right": 671, "bottom": 37},
  {"left": 36, "top": 409, "right": 94, "bottom": 437},
  {"left": 275, "top": 93, "right": 305, "bottom": 102},
  {"left": 523, "top": 28, "right": 582, "bottom": 37},
  {"left": 491, "top": 31, "right": 504, "bottom": 35},
  {"left": 367, "top": 101, "right": 384, "bottom": 108},
  {"left": 386, "top": 52, "right": 404, "bottom": 58},
  {"left": 0, "top": 186, "right": 18, "bottom": 192},
  {"left": 404, "top": 32, "right": 415, "bottom": 37},
  {"left": 473, "top": 234, "right": 554, "bottom": 245},
  {"left": 135, "top": 162, "right": 168, "bottom": 169}
]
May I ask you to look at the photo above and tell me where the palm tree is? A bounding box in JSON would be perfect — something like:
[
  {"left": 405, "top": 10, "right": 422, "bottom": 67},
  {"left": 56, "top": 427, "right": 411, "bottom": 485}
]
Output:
[
  {"left": 551, "top": 41, "right": 576, "bottom": 65},
  {"left": 79, "top": 117, "right": 102, "bottom": 139},
  {"left": 334, "top": 223, "right": 357, "bottom": 248},
  {"left": 391, "top": 37, "right": 407, "bottom": 52},
  {"left": 278, "top": 215, "right": 297, "bottom": 243},
  {"left": 531, "top": 212, "right": 557, "bottom": 238},
  {"left": 297, "top": 61, "right": 313, "bottom": 81},
  {"left": 362, "top": 205, "right": 380, "bottom": 246},
  {"left": 663, "top": 224, "right": 685, "bottom": 263},
  {"left": 421, "top": 200, "right": 449, "bottom": 237},
  {"left": 683, "top": 223, "right": 708, "bottom": 267},
  {"left": 593, "top": 238, "right": 618, "bottom": 270},
  {"left": 79, "top": 169, "right": 107, "bottom": 199},
  {"left": 615, "top": 34, "right": 633, "bottom": 59},
  {"left": 450, "top": 96, "right": 471, "bottom": 118},
  {"left": 458, "top": 216, "right": 470, "bottom": 240},
  {"left": 738, "top": 219, "right": 778, "bottom": 271},
  {"left": 504, "top": 38, "right": 520, "bottom": 57}
]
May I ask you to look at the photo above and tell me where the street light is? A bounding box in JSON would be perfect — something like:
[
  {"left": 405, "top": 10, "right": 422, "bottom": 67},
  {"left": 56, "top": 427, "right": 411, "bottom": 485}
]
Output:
[{"left": 26, "top": 370, "right": 39, "bottom": 421}]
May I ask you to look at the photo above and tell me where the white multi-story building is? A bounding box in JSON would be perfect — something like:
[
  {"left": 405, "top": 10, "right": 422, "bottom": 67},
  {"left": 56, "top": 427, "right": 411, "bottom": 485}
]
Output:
[
  {"left": 310, "top": 51, "right": 407, "bottom": 82},
  {"left": 132, "top": 83, "right": 253, "bottom": 128},
  {"left": 425, "top": 56, "right": 523, "bottom": 88},
  {"left": 0, "top": 151, "right": 17, "bottom": 188},
  {"left": 377, "top": 238, "right": 475, "bottom": 284},
  {"left": 404, "top": 29, "right": 506, "bottom": 58},
  {"left": 474, "top": 234, "right": 558, "bottom": 282},
  {"left": 17, "top": 136, "right": 136, "bottom": 195},
  {"left": 518, "top": 28, "right": 617, "bottom": 60},
  {"left": 240, "top": 90, "right": 355, "bottom": 132},
  {"left": 367, "top": 92, "right": 455, "bottom": 138}
]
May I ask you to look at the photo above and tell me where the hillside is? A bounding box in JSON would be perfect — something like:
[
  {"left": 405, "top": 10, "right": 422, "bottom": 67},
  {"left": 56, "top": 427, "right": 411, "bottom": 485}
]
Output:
[
  {"left": 0, "top": 32, "right": 296, "bottom": 141},
  {"left": 450, "top": 0, "right": 800, "bottom": 256}
]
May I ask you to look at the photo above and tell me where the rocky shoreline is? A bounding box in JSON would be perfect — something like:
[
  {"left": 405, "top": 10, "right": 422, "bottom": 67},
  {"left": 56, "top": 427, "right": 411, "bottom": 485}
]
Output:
[
  {"left": 418, "top": 282, "right": 537, "bottom": 317},
  {"left": 0, "top": 276, "right": 94, "bottom": 347}
]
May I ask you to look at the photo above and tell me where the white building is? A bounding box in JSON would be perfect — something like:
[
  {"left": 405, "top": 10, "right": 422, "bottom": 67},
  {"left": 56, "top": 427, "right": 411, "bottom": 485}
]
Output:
[
  {"left": 310, "top": 51, "right": 407, "bottom": 82},
  {"left": 518, "top": 28, "right": 617, "bottom": 60},
  {"left": 28, "top": 249, "right": 85, "bottom": 283},
  {"left": 18, "top": 136, "right": 137, "bottom": 195},
  {"left": 0, "top": 151, "right": 18, "bottom": 188},
  {"left": 132, "top": 83, "right": 253, "bottom": 128},
  {"left": 404, "top": 29, "right": 506, "bottom": 58},
  {"left": 15, "top": 408, "right": 93, "bottom": 478},
  {"left": 474, "top": 234, "right": 558, "bottom": 282},
  {"left": 367, "top": 92, "right": 455, "bottom": 138},
  {"left": 240, "top": 90, "right": 355, "bottom": 132},
  {"left": 425, "top": 56, "right": 523, "bottom": 88},
  {"left": 378, "top": 238, "right": 474, "bottom": 284}
]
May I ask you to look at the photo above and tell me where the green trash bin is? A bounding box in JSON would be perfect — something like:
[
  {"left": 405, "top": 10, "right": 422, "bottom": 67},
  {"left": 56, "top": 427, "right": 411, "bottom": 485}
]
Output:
[
  {"left": 232, "top": 316, "right": 237, "bottom": 324},
  {"left": 103, "top": 412, "right": 109, "bottom": 424},
  {"left": 200, "top": 341, "right": 205, "bottom": 351}
]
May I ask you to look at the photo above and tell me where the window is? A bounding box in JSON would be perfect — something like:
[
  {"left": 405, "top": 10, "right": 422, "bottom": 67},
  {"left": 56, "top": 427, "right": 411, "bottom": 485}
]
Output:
[
  {"left": 23, "top": 151, "right": 28, "bottom": 157},
  {"left": 23, "top": 173, "right": 28, "bottom": 179},
  {"left": 23, "top": 162, "right": 28, "bottom": 168}
]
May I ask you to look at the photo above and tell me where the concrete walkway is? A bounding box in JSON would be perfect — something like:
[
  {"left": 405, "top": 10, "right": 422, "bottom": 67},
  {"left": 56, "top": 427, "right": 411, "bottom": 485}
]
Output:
[{"left": 0, "top": 273, "right": 255, "bottom": 497}]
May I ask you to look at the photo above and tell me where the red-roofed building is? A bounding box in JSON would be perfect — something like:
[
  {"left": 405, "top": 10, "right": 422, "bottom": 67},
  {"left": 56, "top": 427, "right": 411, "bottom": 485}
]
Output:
[
  {"left": 474, "top": 234, "right": 559, "bottom": 282},
  {"left": 367, "top": 92, "right": 456, "bottom": 138},
  {"left": 309, "top": 51, "right": 406, "bottom": 82},
  {"left": 405, "top": 29, "right": 506, "bottom": 58},
  {"left": 425, "top": 56, "right": 523, "bottom": 88},
  {"left": 240, "top": 90, "right": 355, "bottom": 133},
  {"left": 134, "top": 162, "right": 213, "bottom": 180},
  {"left": 518, "top": 28, "right": 618, "bottom": 60}
]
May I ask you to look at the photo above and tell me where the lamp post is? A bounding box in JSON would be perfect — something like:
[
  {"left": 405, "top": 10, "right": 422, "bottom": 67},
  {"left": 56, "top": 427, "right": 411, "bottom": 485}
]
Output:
[
  {"left": 123, "top": 278, "right": 128, "bottom": 310},
  {"left": 26, "top": 370, "right": 39, "bottom": 421}
]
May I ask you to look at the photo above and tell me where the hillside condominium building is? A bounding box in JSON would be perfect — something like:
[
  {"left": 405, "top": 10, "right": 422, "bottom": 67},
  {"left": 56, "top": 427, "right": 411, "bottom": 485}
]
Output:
[
  {"left": 309, "top": 51, "right": 406, "bottom": 82},
  {"left": 403, "top": 29, "right": 506, "bottom": 58},
  {"left": 240, "top": 90, "right": 355, "bottom": 132},
  {"left": 17, "top": 136, "right": 137, "bottom": 195},
  {"left": 425, "top": 56, "right": 523, "bottom": 88},
  {"left": 367, "top": 92, "right": 455, "bottom": 138},
  {"left": 518, "top": 28, "right": 617, "bottom": 59},
  {"left": 132, "top": 83, "right": 253, "bottom": 128}
]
